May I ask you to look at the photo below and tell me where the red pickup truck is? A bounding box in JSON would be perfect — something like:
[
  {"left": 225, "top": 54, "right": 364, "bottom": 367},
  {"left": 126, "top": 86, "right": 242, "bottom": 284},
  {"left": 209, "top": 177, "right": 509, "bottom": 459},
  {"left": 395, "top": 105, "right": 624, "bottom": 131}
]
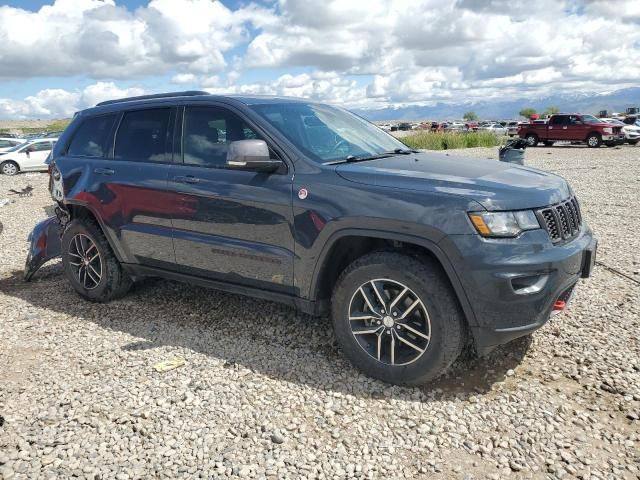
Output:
[{"left": 518, "top": 113, "right": 625, "bottom": 148}]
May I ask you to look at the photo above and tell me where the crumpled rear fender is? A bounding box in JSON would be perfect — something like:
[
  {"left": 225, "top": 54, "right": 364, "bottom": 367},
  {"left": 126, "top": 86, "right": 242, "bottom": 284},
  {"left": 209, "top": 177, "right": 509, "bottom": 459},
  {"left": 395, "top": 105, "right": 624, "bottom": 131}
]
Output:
[{"left": 24, "top": 215, "right": 62, "bottom": 281}]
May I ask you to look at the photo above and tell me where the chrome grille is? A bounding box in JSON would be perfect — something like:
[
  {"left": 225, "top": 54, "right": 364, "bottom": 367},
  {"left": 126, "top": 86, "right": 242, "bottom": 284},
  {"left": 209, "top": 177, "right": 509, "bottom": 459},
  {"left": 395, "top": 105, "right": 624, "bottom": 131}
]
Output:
[{"left": 538, "top": 196, "right": 582, "bottom": 243}]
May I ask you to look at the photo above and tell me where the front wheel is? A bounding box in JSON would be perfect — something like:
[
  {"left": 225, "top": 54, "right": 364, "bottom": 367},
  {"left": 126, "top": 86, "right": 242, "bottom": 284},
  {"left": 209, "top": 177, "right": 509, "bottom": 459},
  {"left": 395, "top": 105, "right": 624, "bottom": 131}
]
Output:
[
  {"left": 331, "top": 252, "right": 466, "bottom": 385},
  {"left": 586, "top": 134, "right": 602, "bottom": 148},
  {"left": 543, "top": 141, "right": 554, "bottom": 147},
  {"left": 628, "top": 140, "right": 638, "bottom": 145},
  {"left": 0, "top": 161, "right": 19, "bottom": 175},
  {"left": 61, "top": 219, "right": 132, "bottom": 302},
  {"left": 525, "top": 134, "right": 539, "bottom": 147}
]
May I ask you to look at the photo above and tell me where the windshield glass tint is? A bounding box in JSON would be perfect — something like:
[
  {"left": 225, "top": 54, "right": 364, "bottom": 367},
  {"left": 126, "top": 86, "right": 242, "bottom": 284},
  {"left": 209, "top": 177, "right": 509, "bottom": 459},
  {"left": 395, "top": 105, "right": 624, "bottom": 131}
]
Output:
[
  {"left": 582, "top": 115, "right": 601, "bottom": 124},
  {"left": 250, "top": 102, "right": 406, "bottom": 163},
  {"left": 5, "top": 141, "right": 28, "bottom": 153}
]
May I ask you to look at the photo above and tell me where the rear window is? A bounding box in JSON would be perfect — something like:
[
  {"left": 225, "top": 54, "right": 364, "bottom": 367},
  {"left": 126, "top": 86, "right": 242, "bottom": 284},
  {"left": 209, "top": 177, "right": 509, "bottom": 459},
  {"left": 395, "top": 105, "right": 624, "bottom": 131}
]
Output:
[
  {"left": 115, "top": 108, "right": 171, "bottom": 163},
  {"left": 67, "top": 114, "right": 117, "bottom": 158}
]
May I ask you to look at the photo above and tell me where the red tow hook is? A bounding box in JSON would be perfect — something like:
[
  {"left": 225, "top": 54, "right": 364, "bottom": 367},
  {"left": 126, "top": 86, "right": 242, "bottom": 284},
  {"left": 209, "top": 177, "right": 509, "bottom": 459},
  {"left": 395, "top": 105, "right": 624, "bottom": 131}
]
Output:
[{"left": 553, "top": 300, "right": 566, "bottom": 311}]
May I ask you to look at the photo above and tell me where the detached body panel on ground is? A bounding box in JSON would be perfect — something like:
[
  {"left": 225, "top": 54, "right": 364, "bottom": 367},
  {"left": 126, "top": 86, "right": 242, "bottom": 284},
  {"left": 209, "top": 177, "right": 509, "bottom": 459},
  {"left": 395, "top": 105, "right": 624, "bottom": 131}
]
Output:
[{"left": 25, "top": 92, "right": 596, "bottom": 385}]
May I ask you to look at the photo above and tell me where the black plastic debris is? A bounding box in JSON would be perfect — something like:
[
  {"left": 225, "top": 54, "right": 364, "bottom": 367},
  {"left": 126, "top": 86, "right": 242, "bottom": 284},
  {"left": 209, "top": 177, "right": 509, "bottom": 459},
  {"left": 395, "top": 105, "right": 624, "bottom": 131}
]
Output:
[
  {"left": 499, "top": 138, "right": 528, "bottom": 165},
  {"left": 8, "top": 185, "right": 34, "bottom": 197}
]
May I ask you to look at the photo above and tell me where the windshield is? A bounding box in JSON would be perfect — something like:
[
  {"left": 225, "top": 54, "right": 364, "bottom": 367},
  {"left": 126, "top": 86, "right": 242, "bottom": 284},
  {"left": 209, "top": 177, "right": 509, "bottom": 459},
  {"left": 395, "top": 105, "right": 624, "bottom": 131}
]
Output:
[
  {"left": 250, "top": 102, "right": 407, "bottom": 163},
  {"left": 582, "top": 115, "right": 602, "bottom": 124},
  {"left": 3, "top": 141, "right": 29, "bottom": 153}
]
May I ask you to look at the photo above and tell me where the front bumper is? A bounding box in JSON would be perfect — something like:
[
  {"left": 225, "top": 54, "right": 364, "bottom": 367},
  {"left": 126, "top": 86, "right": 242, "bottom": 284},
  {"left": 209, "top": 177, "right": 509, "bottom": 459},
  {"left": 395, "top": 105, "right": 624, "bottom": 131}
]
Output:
[
  {"left": 24, "top": 215, "right": 62, "bottom": 281},
  {"left": 441, "top": 226, "right": 596, "bottom": 355},
  {"left": 602, "top": 134, "right": 625, "bottom": 144}
]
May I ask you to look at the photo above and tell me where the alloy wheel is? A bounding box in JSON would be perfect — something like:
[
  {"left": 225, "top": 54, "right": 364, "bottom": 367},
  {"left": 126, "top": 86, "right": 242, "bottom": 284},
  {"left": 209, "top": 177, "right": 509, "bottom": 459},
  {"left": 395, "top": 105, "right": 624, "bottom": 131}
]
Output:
[
  {"left": 68, "top": 233, "right": 102, "bottom": 290},
  {"left": 348, "top": 278, "right": 431, "bottom": 366}
]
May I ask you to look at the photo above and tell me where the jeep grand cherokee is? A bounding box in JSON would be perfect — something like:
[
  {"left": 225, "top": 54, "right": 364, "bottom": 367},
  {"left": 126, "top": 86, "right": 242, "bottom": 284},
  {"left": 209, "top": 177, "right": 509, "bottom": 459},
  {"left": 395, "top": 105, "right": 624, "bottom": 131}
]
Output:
[{"left": 25, "top": 91, "right": 597, "bottom": 385}]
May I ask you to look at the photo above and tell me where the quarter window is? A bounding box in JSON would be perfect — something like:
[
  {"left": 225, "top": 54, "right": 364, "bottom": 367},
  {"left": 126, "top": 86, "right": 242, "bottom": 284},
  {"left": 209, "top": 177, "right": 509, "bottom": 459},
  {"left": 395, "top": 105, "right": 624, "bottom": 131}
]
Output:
[
  {"left": 182, "top": 107, "right": 261, "bottom": 168},
  {"left": 67, "top": 114, "right": 117, "bottom": 158},
  {"left": 115, "top": 108, "right": 172, "bottom": 163}
]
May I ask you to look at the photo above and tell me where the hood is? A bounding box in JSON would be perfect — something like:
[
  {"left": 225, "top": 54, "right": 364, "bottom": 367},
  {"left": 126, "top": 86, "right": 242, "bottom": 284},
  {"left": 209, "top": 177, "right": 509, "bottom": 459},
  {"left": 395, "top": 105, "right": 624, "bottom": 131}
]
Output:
[{"left": 335, "top": 151, "right": 571, "bottom": 211}]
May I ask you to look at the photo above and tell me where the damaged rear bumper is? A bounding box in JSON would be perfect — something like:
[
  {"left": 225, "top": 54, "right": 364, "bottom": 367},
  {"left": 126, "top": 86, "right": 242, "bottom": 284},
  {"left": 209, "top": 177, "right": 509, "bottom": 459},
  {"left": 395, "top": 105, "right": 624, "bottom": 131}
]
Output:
[{"left": 24, "top": 215, "right": 62, "bottom": 281}]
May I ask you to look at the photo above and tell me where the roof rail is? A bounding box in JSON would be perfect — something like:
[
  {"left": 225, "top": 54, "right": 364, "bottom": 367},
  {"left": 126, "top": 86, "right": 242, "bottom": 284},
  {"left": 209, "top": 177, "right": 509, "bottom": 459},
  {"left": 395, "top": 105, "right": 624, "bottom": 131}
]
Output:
[{"left": 96, "top": 90, "right": 210, "bottom": 107}]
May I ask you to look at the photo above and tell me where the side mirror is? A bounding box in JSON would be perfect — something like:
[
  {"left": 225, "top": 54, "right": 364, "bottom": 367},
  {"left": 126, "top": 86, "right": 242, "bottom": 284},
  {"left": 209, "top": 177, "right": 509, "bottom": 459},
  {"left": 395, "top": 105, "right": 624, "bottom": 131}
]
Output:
[{"left": 226, "top": 140, "right": 282, "bottom": 173}]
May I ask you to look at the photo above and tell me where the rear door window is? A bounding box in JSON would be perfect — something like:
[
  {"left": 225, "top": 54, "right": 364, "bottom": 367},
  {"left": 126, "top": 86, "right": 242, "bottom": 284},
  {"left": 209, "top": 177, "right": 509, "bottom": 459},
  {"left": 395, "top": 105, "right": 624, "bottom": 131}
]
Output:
[
  {"left": 115, "top": 108, "right": 172, "bottom": 163},
  {"left": 67, "top": 114, "right": 117, "bottom": 158}
]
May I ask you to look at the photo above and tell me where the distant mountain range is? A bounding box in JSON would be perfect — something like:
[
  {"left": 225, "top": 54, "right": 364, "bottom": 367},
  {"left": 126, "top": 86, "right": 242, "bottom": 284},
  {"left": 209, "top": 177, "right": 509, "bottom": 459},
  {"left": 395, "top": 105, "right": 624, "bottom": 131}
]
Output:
[{"left": 355, "top": 87, "right": 640, "bottom": 121}]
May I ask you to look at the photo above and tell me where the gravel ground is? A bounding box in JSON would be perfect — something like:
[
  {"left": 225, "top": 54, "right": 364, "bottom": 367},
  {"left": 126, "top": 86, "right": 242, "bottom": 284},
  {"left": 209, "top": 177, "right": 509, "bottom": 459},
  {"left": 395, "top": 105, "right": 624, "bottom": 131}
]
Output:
[{"left": 0, "top": 145, "right": 638, "bottom": 479}]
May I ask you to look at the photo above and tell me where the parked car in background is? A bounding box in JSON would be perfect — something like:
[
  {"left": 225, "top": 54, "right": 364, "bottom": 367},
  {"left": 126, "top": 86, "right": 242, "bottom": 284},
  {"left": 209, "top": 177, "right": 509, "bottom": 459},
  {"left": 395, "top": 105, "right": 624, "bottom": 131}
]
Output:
[
  {"left": 0, "top": 137, "right": 25, "bottom": 152},
  {"left": 0, "top": 138, "right": 57, "bottom": 175},
  {"left": 519, "top": 114, "right": 624, "bottom": 147},
  {"left": 507, "top": 121, "right": 520, "bottom": 137},
  {"left": 600, "top": 118, "right": 640, "bottom": 145},
  {"left": 0, "top": 132, "right": 21, "bottom": 138},
  {"left": 479, "top": 123, "right": 508, "bottom": 135},
  {"left": 42, "top": 131, "right": 64, "bottom": 138},
  {"left": 25, "top": 91, "right": 596, "bottom": 385}
]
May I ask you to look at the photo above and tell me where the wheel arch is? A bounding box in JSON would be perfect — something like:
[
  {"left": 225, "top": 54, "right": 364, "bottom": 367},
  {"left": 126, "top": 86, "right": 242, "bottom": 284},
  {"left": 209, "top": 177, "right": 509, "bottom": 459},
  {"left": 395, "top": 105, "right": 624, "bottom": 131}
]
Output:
[
  {"left": 309, "top": 229, "right": 478, "bottom": 328},
  {"left": 0, "top": 159, "right": 20, "bottom": 171},
  {"left": 585, "top": 130, "right": 602, "bottom": 140},
  {"left": 64, "top": 201, "right": 128, "bottom": 263}
]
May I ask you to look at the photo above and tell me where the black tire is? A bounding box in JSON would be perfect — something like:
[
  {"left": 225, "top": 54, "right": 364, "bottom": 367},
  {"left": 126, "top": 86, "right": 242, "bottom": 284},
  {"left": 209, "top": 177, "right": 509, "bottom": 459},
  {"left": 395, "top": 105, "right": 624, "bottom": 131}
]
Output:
[
  {"left": 586, "top": 133, "right": 601, "bottom": 148},
  {"left": 61, "top": 219, "right": 132, "bottom": 302},
  {"left": 628, "top": 140, "right": 638, "bottom": 145},
  {"left": 0, "top": 160, "right": 19, "bottom": 175},
  {"left": 331, "top": 251, "right": 466, "bottom": 385},
  {"left": 543, "top": 141, "right": 554, "bottom": 147},
  {"left": 525, "top": 134, "right": 538, "bottom": 147}
]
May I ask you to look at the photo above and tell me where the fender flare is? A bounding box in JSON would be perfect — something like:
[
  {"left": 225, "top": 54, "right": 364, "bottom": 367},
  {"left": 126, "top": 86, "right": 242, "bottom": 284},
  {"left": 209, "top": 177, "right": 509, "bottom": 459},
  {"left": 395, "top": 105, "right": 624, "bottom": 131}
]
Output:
[
  {"left": 308, "top": 228, "right": 478, "bottom": 327},
  {"left": 585, "top": 130, "right": 602, "bottom": 140},
  {"left": 63, "top": 199, "right": 129, "bottom": 263}
]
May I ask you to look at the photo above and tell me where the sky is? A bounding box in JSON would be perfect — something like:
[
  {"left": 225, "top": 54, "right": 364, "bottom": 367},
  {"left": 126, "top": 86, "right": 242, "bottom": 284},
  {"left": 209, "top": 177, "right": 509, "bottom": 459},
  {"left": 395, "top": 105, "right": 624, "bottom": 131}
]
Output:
[{"left": 0, "top": 0, "right": 639, "bottom": 118}]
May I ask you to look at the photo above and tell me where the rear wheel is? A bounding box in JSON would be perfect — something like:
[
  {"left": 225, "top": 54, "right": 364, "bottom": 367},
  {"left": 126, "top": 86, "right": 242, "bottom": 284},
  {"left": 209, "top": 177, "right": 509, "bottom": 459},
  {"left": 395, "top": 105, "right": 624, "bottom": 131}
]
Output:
[
  {"left": 61, "top": 219, "right": 132, "bottom": 302},
  {"left": 628, "top": 140, "right": 638, "bottom": 145},
  {"left": 525, "top": 134, "right": 539, "bottom": 147},
  {"left": 0, "top": 161, "right": 19, "bottom": 175},
  {"left": 586, "top": 133, "right": 602, "bottom": 148},
  {"left": 331, "top": 252, "right": 466, "bottom": 385}
]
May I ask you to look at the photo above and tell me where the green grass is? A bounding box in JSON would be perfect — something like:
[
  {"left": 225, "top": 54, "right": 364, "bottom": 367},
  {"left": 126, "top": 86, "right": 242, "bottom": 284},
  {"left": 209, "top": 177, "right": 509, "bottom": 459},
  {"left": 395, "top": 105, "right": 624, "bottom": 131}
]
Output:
[
  {"left": 46, "top": 118, "right": 71, "bottom": 131},
  {"left": 0, "top": 118, "right": 71, "bottom": 136},
  {"left": 400, "top": 131, "right": 502, "bottom": 150}
]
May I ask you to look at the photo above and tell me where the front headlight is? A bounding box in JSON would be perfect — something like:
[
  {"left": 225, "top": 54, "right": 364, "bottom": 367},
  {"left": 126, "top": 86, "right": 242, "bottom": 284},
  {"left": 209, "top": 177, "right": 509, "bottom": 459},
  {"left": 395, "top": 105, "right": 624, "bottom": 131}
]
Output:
[
  {"left": 603, "top": 127, "right": 612, "bottom": 134},
  {"left": 468, "top": 210, "right": 540, "bottom": 237}
]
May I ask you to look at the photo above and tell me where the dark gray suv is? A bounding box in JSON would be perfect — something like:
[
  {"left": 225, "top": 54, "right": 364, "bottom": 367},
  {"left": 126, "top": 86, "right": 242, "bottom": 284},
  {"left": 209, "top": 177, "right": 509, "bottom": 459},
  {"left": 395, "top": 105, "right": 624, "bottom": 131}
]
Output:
[{"left": 26, "top": 91, "right": 597, "bottom": 385}]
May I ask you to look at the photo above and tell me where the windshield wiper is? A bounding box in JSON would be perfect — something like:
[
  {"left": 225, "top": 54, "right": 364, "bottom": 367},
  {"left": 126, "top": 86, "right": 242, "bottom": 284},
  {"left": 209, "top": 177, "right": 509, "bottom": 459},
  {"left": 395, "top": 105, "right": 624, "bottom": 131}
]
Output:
[
  {"left": 381, "top": 148, "right": 418, "bottom": 155},
  {"left": 323, "top": 153, "right": 392, "bottom": 165},
  {"left": 323, "top": 149, "right": 418, "bottom": 165}
]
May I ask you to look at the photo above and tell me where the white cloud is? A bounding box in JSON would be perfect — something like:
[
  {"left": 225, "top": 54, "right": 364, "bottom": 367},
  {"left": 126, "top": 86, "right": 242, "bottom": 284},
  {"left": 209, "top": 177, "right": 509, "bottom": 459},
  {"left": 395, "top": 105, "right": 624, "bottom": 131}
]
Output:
[
  {"left": 0, "top": 0, "right": 272, "bottom": 79},
  {"left": 171, "top": 73, "right": 197, "bottom": 85},
  {"left": 0, "top": 82, "right": 144, "bottom": 119},
  {"left": 1, "top": 0, "right": 640, "bottom": 117}
]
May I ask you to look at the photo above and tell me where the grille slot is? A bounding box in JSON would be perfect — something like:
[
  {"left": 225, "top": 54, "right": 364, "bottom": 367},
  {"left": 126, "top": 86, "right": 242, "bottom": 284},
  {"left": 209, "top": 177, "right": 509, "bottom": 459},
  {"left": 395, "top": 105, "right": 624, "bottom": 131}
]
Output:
[{"left": 538, "top": 197, "right": 582, "bottom": 243}]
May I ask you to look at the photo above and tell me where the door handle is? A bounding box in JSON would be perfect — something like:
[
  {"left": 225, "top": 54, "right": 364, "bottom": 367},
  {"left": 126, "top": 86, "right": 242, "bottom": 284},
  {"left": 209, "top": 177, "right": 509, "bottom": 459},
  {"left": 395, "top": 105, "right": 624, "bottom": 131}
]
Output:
[
  {"left": 94, "top": 167, "right": 115, "bottom": 175},
  {"left": 173, "top": 175, "right": 200, "bottom": 184}
]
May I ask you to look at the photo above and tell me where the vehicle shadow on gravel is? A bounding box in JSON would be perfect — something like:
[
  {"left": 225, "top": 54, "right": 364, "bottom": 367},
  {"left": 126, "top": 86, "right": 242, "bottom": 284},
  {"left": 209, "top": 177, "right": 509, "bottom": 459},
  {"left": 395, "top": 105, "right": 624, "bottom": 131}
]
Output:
[{"left": 0, "top": 265, "right": 531, "bottom": 400}]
